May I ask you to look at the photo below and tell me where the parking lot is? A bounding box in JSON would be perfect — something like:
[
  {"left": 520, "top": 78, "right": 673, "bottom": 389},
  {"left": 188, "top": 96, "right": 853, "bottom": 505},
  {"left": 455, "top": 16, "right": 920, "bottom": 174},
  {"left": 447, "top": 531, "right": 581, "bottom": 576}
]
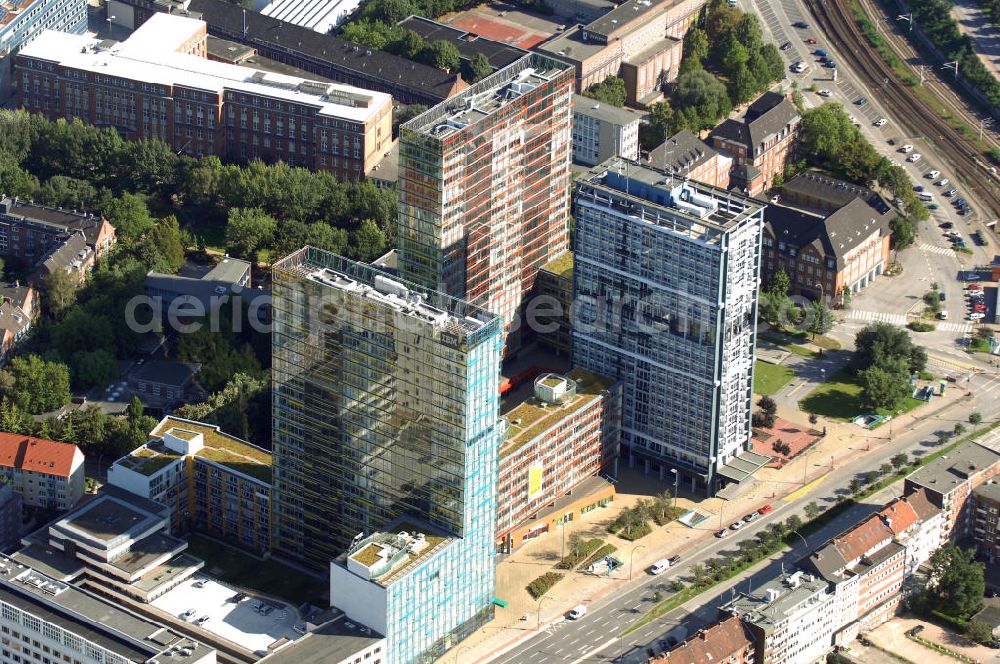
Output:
[{"left": 151, "top": 575, "right": 302, "bottom": 653}]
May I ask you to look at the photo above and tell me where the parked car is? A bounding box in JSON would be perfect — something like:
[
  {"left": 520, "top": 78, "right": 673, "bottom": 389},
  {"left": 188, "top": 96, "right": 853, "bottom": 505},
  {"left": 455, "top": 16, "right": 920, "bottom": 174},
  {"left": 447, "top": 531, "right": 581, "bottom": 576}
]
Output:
[
  {"left": 715, "top": 529, "right": 730, "bottom": 538},
  {"left": 939, "top": 291, "right": 946, "bottom": 301},
  {"left": 940, "top": 221, "right": 953, "bottom": 228},
  {"left": 567, "top": 605, "right": 588, "bottom": 620},
  {"left": 181, "top": 608, "right": 197, "bottom": 621},
  {"left": 970, "top": 312, "right": 986, "bottom": 320},
  {"left": 793, "top": 21, "right": 809, "bottom": 28},
  {"left": 815, "top": 48, "right": 828, "bottom": 57},
  {"left": 194, "top": 616, "right": 210, "bottom": 626},
  {"left": 855, "top": 97, "right": 866, "bottom": 105},
  {"left": 907, "top": 153, "right": 922, "bottom": 163},
  {"left": 874, "top": 118, "right": 887, "bottom": 127},
  {"left": 743, "top": 511, "right": 760, "bottom": 523},
  {"left": 825, "top": 61, "right": 837, "bottom": 68},
  {"left": 945, "top": 188, "right": 958, "bottom": 197},
  {"left": 928, "top": 203, "right": 939, "bottom": 209},
  {"left": 780, "top": 41, "right": 792, "bottom": 50},
  {"left": 806, "top": 37, "right": 818, "bottom": 44},
  {"left": 649, "top": 559, "right": 672, "bottom": 575},
  {"left": 913, "top": 185, "right": 924, "bottom": 192},
  {"left": 936, "top": 178, "right": 949, "bottom": 187},
  {"left": 909, "top": 625, "right": 925, "bottom": 636},
  {"left": 927, "top": 170, "right": 940, "bottom": 179},
  {"left": 954, "top": 197, "right": 968, "bottom": 206},
  {"left": 759, "top": 503, "right": 773, "bottom": 514},
  {"left": 817, "top": 89, "right": 832, "bottom": 97},
  {"left": 729, "top": 521, "right": 745, "bottom": 531},
  {"left": 899, "top": 144, "right": 914, "bottom": 153},
  {"left": 959, "top": 208, "right": 973, "bottom": 216},
  {"left": 968, "top": 283, "right": 982, "bottom": 290}
]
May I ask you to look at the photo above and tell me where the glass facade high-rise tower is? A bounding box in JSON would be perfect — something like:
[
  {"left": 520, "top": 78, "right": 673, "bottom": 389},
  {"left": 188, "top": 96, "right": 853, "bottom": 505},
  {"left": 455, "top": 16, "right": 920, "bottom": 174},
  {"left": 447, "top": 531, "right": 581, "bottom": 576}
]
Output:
[
  {"left": 270, "top": 247, "right": 502, "bottom": 662},
  {"left": 572, "top": 159, "right": 765, "bottom": 495},
  {"left": 397, "top": 53, "right": 574, "bottom": 351}
]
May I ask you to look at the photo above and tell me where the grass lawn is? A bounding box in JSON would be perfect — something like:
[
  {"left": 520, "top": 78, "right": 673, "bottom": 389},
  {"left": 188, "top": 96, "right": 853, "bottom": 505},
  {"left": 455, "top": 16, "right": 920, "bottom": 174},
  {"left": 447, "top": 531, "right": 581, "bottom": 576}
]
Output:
[
  {"left": 800, "top": 371, "right": 926, "bottom": 420},
  {"left": 799, "top": 370, "right": 864, "bottom": 419},
  {"left": 970, "top": 337, "right": 991, "bottom": 353},
  {"left": 786, "top": 344, "right": 820, "bottom": 359},
  {"left": 186, "top": 535, "right": 326, "bottom": 607},
  {"left": 754, "top": 361, "right": 794, "bottom": 395}
]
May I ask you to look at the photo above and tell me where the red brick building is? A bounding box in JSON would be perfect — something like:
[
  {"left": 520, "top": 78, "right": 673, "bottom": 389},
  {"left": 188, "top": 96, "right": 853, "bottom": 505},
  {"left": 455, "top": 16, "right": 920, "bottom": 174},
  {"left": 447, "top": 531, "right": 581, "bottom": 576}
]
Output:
[
  {"left": 16, "top": 14, "right": 393, "bottom": 181},
  {"left": 648, "top": 615, "right": 755, "bottom": 664},
  {"left": 496, "top": 369, "right": 620, "bottom": 552},
  {"left": 762, "top": 174, "right": 895, "bottom": 304},
  {"left": 709, "top": 92, "right": 800, "bottom": 196},
  {"left": 905, "top": 440, "right": 1000, "bottom": 543},
  {"left": 648, "top": 129, "right": 733, "bottom": 188}
]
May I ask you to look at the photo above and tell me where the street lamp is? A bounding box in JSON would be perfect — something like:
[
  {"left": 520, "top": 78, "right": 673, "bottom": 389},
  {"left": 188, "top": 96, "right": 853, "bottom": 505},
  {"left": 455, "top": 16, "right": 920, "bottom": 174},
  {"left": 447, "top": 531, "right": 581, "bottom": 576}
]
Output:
[
  {"left": 789, "top": 529, "right": 809, "bottom": 551},
  {"left": 629, "top": 544, "right": 646, "bottom": 581},
  {"left": 814, "top": 282, "right": 824, "bottom": 304},
  {"left": 670, "top": 468, "right": 679, "bottom": 510},
  {"left": 536, "top": 595, "right": 553, "bottom": 631}
]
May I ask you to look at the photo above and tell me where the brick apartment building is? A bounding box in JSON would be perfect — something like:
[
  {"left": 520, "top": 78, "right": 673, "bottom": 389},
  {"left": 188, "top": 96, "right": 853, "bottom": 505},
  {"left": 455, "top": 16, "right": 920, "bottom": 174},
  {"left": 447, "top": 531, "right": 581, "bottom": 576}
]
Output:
[
  {"left": 648, "top": 129, "right": 733, "bottom": 188},
  {"left": 649, "top": 615, "right": 755, "bottom": 663},
  {"left": 17, "top": 13, "right": 393, "bottom": 181},
  {"left": 709, "top": 91, "right": 800, "bottom": 196},
  {"left": 0, "top": 433, "right": 85, "bottom": 510},
  {"left": 0, "top": 282, "right": 37, "bottom": 362},
  {"left": 0, "top": 197, "right": 115, "bottom": 280},
  {"left": 537, "top": 0, "right": 703, "bottom": 107},
  {"left": 904, "top": 440, "right": 1000, "bottom": 543},
  {"left": 109, "top": 0, "right": 466, "bottom": 105},
  {"left": 972, "top": 481, "right": 1000, "bottom": 563},
  {"left": 798, "top": 512, "right": 907, "bottom": 645},
  {"left": 762, "top": 175, "right": 895, "bottom": 304},
  {"left": 496, "top": 370, "right": 620, "bottom": 551}
]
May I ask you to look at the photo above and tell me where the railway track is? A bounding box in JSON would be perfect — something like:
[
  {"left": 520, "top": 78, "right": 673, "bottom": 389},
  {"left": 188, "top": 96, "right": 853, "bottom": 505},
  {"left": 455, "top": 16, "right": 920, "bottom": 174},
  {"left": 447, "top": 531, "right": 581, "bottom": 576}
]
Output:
[{"left": 805, "top": 0, "right": 1000, "bottom": 218}]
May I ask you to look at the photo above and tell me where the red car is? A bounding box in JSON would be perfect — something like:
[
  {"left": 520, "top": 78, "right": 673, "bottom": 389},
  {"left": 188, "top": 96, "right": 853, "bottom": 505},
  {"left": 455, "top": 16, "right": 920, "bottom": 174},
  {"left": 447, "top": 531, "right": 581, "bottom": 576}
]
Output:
[
  {"left": 806, "top": 37, "right": 818, "bottom": 44},
  {"left": 759, "top": 503, "right": 773, "bottom": 514},
  {"left": 968, "top": 284, "right": 982, "bottom": 291}
]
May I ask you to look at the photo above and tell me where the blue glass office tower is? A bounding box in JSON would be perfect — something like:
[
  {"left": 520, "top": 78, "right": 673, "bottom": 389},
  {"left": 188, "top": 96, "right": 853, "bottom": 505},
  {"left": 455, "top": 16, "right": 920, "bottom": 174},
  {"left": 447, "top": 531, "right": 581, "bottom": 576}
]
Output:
[
  {"left": 271, "top": 247, "right": 502, "bottom": 663},
  {"left": 572, "top": 159, "right": 766, "bottom": 495}
]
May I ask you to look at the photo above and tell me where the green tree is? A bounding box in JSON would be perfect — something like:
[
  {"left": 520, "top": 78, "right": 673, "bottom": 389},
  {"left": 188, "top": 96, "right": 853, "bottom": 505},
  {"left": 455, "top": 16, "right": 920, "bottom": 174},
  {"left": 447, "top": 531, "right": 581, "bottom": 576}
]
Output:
[
  {"left": 859, "top": 356, "right": 910, "bottom": 411},
  {"left": 879, "top": 463, "right": 894, "bottom": 477},
  {"left": 809, "top": 300, "right": 834, "bottom": 338},
  {"left": 727, "top": 65, "right": 759, "bottom": 106},
  {"left": 463, "top": 52, "right": 492, "bottom": 83},
  {"left": 682, "top": 28, "right": 709, "bottom": 70},
  {"left": 70, "top": 349, "right": 118, "bottom": 390},
  {"left": 853, "top": 321, "right": 927, "bottom": 374},
  {"left": 0, "top": 397, "right": 31, "bottom": 435},
  {"left": 583, "top": 76, "right": 627, "bottom": 107},
  {"left": 804, "top": 502, "right": 821, "bottom": 519},
  {"left": 102, "top": 193, "right": 154, "bottom": 241},
  {"left": 756, "top": 395, "right": 777, "bottom": 428},
  {"left": 891, "top": 453, "right": 909, "bottom": 469},
  {"left": 954, "top": 423, "right": 967, "bottom": 436},
  {"left": 671, "top": 69, "right": 731, "bottom": 130},
  {"left": 719, "top": 37, "right": 749, "bottom": 77},
  {"left": 970, "top": 412, "right": 983, "bottom": 424},
  {"left": 396, "top": 104, "right": 429, "bottom": 127},
  {"left": 422, "top": 40, "right": 461, "bottom": 73},
  {"left": 226, "top": 207, "right": 277, "bottom": 260},
  {"left": 889, "top": 215, "right": 916, "bottom": 250},
  {"left": 785, "top": 514, "right": 803, "bottom": 532},
  {"left": 42, "top": 267, "right": 79, "bottom": 320},
  {"left": 965, "top": 620, "right": 994, "bottom": 644},
  {"left": 175, "top": 373, "right": 270, "bottom": 445},
  {"left": 348, "top": 218, "right": 388, "bottom": 262},
  {"left": 6, "top": 355, "right": 71, "bottom": 414},
  {"left": 767, "top": 267, "right": 791, "bottom": 298},
  {"left": 926, "top": 544, "right": 985, "bottom": 619},
  {"left": 849, "top": 477, "right": 862, "bottom": 494}
]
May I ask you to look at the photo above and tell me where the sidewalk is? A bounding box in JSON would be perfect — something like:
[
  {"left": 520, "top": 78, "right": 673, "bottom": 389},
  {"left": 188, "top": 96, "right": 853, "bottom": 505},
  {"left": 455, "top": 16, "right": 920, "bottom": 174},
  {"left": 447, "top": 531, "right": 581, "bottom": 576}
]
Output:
[{"left": 455, "top": 382, "right": 972, "bottom": 663}]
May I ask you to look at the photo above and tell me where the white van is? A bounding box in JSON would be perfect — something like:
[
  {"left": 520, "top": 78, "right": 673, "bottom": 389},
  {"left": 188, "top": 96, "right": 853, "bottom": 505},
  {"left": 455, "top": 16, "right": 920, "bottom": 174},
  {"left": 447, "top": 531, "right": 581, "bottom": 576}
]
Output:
[
  {"left": 938, "top": 310, "right": 948, "bottom": 320},
  {"left": 918, "top": 192, "right": 933, "bottom": 201},
  {"left": 650, "top": 559, "right": 672, "bottom": 575},
  {"left": 567, "top": 605, "right": 588, "bottom": 619}
]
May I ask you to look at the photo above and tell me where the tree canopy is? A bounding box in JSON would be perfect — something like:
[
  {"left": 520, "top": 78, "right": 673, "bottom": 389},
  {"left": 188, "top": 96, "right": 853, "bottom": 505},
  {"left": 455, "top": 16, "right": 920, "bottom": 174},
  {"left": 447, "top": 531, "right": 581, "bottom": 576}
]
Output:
[
  {"left": 583, "top": 76, "right": 627, "bottom": 107},
  {"left": 925, "top": 543, "right": 985, "bottom": 620},
  {"left": 0, "top": 355, "right": 71, "bottom": 414}
]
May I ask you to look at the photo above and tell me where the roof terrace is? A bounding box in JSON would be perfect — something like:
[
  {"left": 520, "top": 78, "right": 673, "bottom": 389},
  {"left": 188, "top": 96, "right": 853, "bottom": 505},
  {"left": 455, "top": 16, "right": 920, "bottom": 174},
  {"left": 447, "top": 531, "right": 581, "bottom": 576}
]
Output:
[
  {"left": 501, "top": 368, "right": 614, "bottom": 459},
  {"left": 341, "top": 521, "right": 451, "bottom": 587}
]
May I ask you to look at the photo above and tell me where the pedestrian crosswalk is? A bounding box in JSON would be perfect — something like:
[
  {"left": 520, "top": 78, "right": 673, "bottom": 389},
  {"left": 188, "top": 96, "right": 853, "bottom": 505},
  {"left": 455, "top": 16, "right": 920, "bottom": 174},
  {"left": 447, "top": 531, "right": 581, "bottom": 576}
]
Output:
[
  {"left": 846, "top": 310, "right": 971, "bottom": 333},
  {"left": 848, "top": 310, "right": 907, "bottom": 326},
  {"left": 938, "top": 321, "right": 973, "bottom": 333},
  {"left": 918, "top": 242, "right": 955, "bottom": 256}
]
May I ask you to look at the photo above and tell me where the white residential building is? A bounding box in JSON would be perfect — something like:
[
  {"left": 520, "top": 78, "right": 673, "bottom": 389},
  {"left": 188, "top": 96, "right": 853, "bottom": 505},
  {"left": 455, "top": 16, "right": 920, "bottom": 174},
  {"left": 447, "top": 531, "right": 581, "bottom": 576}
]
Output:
[
  {"left": 572, "top": 94, "right": 642, "bottom": 166},
  {"left": 0, "top": 433, "right": 84, "bottom": 510}
]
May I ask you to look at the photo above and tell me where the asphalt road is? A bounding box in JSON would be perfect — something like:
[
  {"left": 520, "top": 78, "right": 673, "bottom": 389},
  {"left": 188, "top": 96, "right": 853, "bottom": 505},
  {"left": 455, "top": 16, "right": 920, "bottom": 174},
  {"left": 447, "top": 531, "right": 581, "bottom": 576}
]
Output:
[{"left": 486, "top": 370, "right": 1000, "bottom": 664}]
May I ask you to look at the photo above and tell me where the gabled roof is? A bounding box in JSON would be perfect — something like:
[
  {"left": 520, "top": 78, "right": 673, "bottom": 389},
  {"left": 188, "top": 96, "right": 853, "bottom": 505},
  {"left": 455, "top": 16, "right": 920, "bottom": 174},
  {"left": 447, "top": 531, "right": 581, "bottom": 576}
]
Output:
[
  {"left": 649, "top": 615, "right": 754, "bottom": 663},
  {"left": 764, "top": 196, "right": 894, "bottom": 268},
  {"left": 0, "top": 433, "right": 83, "bottom": 478},
  {"left": 879, "top": 498, "right": 919, "bottom": 535},
  {"left": 649, "top": 129, "right": 721, "bottom": 175},
  {"left": 709, "top": 92, "right": 799, "bottom": 152},
  {"left": 801, "top": 513, "right": 895, "bottom": 582},
  {"left": 781, "top": 172, "right": 876, "bottom": 209},
  {"left": 902, "top": 486, "right": 941, "bottom": 521}
]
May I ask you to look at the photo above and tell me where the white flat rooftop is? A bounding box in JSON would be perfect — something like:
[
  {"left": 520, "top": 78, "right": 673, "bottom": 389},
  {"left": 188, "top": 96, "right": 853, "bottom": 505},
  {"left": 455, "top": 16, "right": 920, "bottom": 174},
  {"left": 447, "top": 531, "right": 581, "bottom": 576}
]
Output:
[
  {"left": 19, "top": 23, "right": 390, "bottom": 124},
  {"left": 261, "top": 0, "right": 360, "bottom": 34},
  {"left": 150, "top": 574, "right": 303, "bottom": 654}
]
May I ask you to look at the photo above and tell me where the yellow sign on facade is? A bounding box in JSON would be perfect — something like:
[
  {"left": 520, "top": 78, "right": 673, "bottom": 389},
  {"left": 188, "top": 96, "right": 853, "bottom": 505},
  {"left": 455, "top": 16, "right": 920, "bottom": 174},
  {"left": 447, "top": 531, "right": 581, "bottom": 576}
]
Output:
[{"left": 528, "top": 465, "right": 543, "bottom": 498}]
